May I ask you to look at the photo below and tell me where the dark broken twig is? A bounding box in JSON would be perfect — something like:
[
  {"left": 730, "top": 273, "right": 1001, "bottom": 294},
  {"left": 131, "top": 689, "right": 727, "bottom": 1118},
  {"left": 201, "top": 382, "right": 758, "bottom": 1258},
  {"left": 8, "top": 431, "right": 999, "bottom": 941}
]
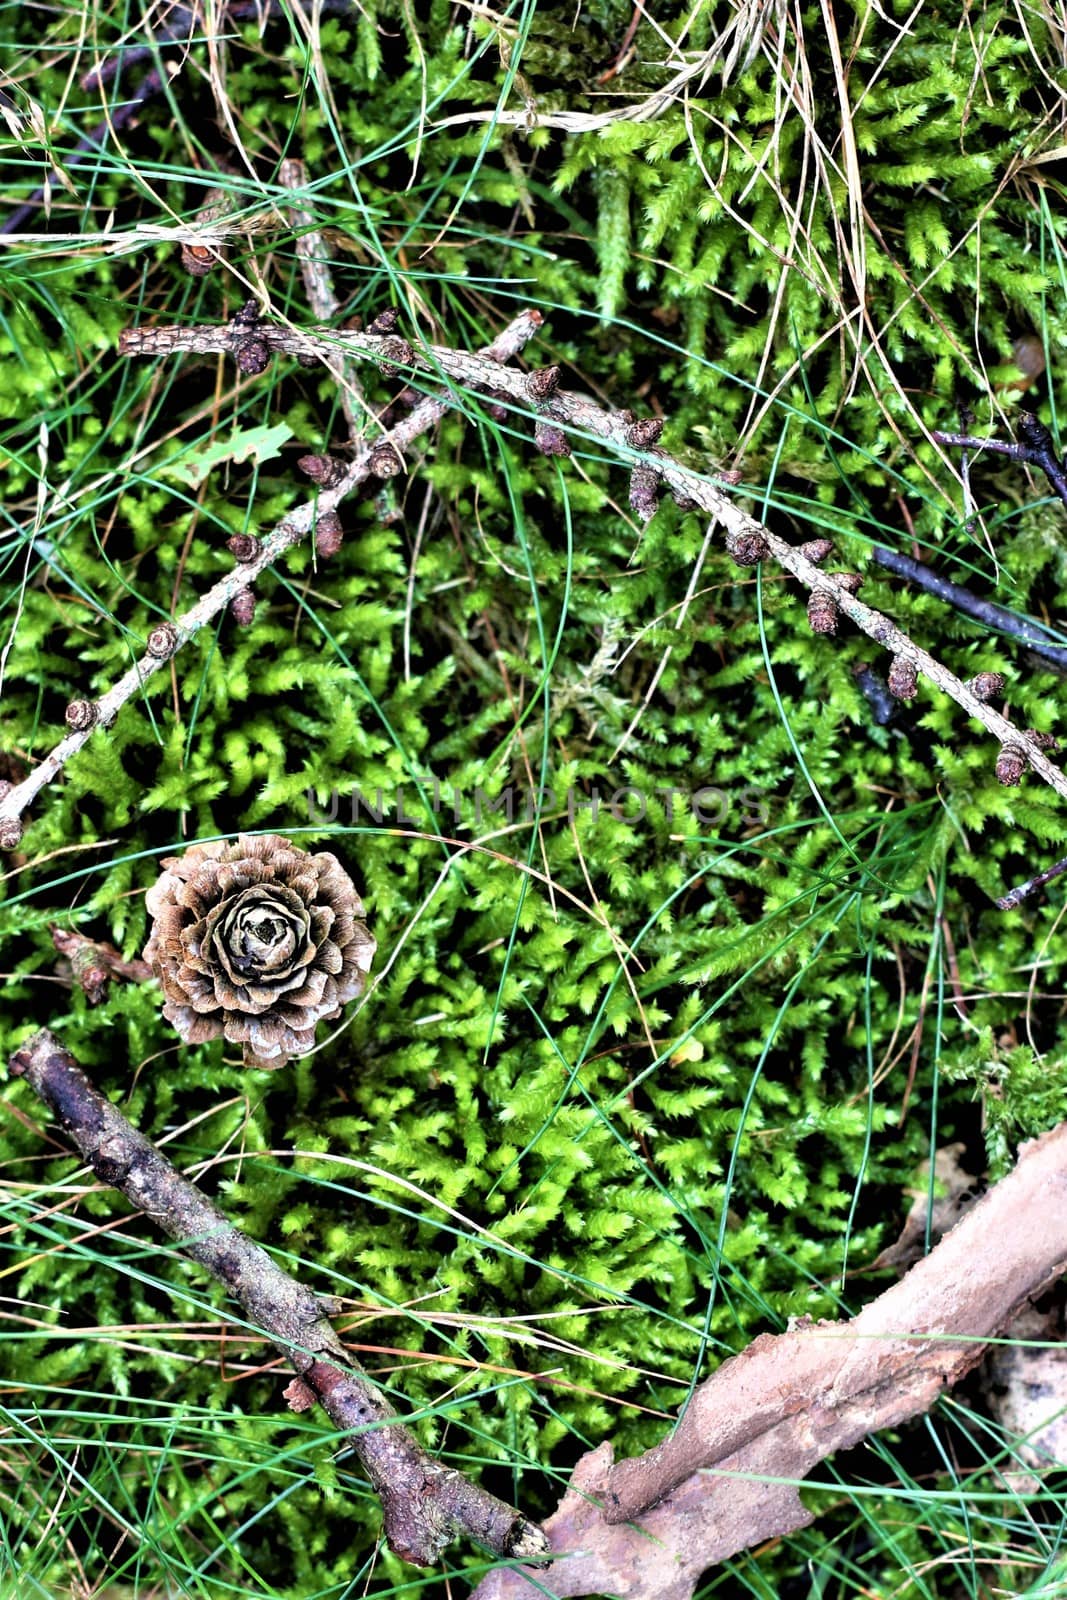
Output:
[
  {"left": 996, "top": 853, "right": 1067, "bottom": 911},
  {"left": 871, "top": 545, "right": 1067, "bottom": 672},
  {"left": 8, "top": 1029, "right": 549, "bottom": 1569},
  {"left": 933, "top": 411, "right": 1067, "bottom": 511}
]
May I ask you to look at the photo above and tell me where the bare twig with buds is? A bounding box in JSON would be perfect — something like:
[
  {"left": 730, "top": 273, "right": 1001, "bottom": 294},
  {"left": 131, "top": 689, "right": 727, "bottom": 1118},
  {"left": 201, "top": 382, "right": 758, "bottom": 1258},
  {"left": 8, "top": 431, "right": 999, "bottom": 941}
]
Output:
[
  {"left": 0, "top": 311, "right": 543, "bottom": 850},
  {"left": 112, "top": 307, "right": 1067, "bottom": 810},
  {"left": 10, "top": 306, "right": 1067, "bottom": 899}
]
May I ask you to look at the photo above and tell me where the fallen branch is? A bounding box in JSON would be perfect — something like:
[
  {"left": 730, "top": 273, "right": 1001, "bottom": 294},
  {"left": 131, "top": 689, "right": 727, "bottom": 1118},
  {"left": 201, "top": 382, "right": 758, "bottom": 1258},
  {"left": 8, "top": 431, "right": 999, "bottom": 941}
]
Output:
[
  {"left": 0, "top": 309, "right": 541, "bottom": 850},
  {"left": 469, "top": 1120, "right": 1067, "bottom": 1600},
  {"left": 113, "top": 312, "right": 1067, "bottom": 808},
  {"left": 8, "top": 1028, "right": 549, "bottom": 1569}
]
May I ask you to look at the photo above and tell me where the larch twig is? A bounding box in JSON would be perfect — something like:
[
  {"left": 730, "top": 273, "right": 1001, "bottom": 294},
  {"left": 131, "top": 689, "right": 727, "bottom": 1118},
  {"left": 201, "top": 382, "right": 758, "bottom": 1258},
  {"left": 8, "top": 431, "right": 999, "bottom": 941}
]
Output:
[
  {"left": 111, "top": 311, "right": 1067, "bottom": 808},
  {"left": 0, "top": 309, "right": 542, "bottom": 849}
]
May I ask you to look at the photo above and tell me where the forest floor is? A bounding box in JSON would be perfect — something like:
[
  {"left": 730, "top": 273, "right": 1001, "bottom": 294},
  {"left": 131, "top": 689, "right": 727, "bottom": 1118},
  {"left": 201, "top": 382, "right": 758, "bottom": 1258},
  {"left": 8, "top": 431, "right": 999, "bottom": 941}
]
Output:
[{"left": 3, "top": 2, "right": 1067, "bottom": 1598}]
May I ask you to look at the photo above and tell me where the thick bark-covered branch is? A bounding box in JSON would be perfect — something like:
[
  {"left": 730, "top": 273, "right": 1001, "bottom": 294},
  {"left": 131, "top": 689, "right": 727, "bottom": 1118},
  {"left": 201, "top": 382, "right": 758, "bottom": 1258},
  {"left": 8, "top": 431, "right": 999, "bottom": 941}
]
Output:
[
  {"left": 8, "top": 1029, "right": 549, "bottom": 1570},
  {"left": 469, "top": 1121, "right": 1067, "bottom": 1600}
]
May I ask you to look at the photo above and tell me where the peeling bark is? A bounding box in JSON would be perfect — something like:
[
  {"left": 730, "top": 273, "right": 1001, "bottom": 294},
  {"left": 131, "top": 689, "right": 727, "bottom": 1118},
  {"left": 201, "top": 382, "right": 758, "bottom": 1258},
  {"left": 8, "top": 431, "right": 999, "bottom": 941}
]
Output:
[{"left": 470, "top": 1122, "right": 1067, "bottom": 1600}]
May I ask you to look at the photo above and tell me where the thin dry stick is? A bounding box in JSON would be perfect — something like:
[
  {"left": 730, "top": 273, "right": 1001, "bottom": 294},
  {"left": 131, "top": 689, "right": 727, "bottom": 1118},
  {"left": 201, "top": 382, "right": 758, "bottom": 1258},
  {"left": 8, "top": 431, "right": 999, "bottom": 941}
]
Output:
[
  {"left": 0, "top": 310, "right": 542, "bottom": 849},
  {"left": 114, "top": 311, "right": 1067, "bottom": 806},
  {"left": 8, "top": 1028, "right": 549, "bottom": 1569},
  {"left": 278, "top": 156, "right": 365, "bottom": 437}
]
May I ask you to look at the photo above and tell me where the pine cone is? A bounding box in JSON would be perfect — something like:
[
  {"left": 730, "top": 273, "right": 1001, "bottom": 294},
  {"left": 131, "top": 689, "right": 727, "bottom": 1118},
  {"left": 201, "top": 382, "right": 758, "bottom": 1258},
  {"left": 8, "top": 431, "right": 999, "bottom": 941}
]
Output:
[{"left": 143, "top": 835, "right": 375, "bottom": 1067}]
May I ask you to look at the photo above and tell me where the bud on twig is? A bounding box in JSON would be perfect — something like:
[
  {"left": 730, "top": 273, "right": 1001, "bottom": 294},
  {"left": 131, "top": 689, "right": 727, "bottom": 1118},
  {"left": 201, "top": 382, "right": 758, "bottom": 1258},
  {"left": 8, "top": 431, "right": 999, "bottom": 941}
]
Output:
[
  {"left": 807, "top": 591, "right": 840, "bottom": 635},
  {"left": 298, "top": 453, "right": 347, "bottom": 488},
  {"left": 227, "top": 534, "right": 259, "bottom": 563},
  {"left": 366, "top": 307, "right": 400, "bottom": 335},
  {"left": 996, "top": 744, "right": 1027, "bottom": 785},
  {"left": 233, "top": 336, "right": 271, "bottom": 376},
  {"left": 376, "top": 335, "right": 415, "bottom": 377},
  {"left": 231, "top": 590, "right": 256, "bottom": 627},
  {"left": 534, "top": 421, "right": 572, "bottom": 458},
  {"left": 996, "top": 729, "right": 1060, "bottom": 787},
  {"left": 525, "top": 366, "right": 560, "bottom": 402},
  {"left": 65, "top": 700, "right": 98, "bottom": 733},
  {"left": 799, "top": 539, "right": 834, "bottom": 565},
  {"left": 831, "top": 572, "right": 864, "bottom": 594},
  {"left": 629, "top": 465, "right": 661, "bottom": 524},
  {"left": 966, "top": 671, "right": 1006, "bottom": 703},
  {"left": 0, "top": 818, "right": 23, "bottom": 850},
  {"left": 315, "top": 511, "right": 344, "bottom": 558},
  {"left": 1025, "top": 729, "right": 1060, "bottom": 751},
  {"left": 626, "top": 418, "right": 664, "bottom": 450},
  {"left": 146, "top": 623, "right": 179, "bottom": 660},
  {"left": 725, "top": 529, "right": 768, "bottom": 567},
  {"left": 887, "top": 656, "right": 918, "bottom": 699},
  {"left": 231, "top": 301, "right": 271, "bottom": 377},
  {"left": 369, "top": 444, "right": 403, "bottom": 479}
]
